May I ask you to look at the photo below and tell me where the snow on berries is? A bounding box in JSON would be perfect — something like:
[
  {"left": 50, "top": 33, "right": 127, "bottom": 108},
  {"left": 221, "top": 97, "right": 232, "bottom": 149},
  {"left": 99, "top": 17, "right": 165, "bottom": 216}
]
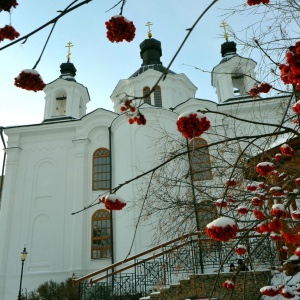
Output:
[
  {"left": 105, "top": 15, "right": 136, "bottom": 43},
  {"left": 280, "top": 144, "right": 294, "bottom": 157},
  {"left": 0, "top": 25, "right": 19, "bottom": 42},
  {"left": 234, "top": 244, "right": 247, "bottom": 255},
  {"left": 270, "top": 204, "right": 286, "bottom": 218},
  {"left": 294, "top": 247, "right": 300, "bottom": 257},
  {"left": 176, "top": 112, "right": 210, "bottom": 139},
  {"left": 226, "top": 178, "right": 237, "bottom": 186},
  {"left": 260, "top": 286, "right": 279, "bottom": 297},
  {"left": 14, "top": 69, "right": 46, "bottom": 92},
  {"left": 215, "top": 198, "right": 228, "bottom": 208},
  {"left": 247, "top": 0, "right": 269, "bottom": 5},
  {"left": 292, "top": 210, "right": 300, "bottom": 220},
  {"left": 251, "top": 196, "right": 263, "bottom": 206},
  {"left": 295, "top": 178, "right": 300, "bottom": 186},
  {"left": 292, "top": 101, "right": 300, "bottom": 114},
  {"left": 246, "top": 183, "right": 257, "bottom": 192},
  {"left": 222, "top": 280, "right": 235, "bottom": 289},
  {"left": 205, "top": 217, "right": 238, "bottom": 242},
  {"left": 274, "top": 153, "right": 282, "bottom": 161},
  {"left": 255, "top": 162, "right": 274, "bottom": 176},
  {"left": 237, "top": 205, "right": 249, "bottom": 215},
  {"left": 258, "top": 182, "right": 268, "bottom": 190},
  {"left": 279, "top": 287, "right": 295, "bottom": 299},
  {"left": 270, "top": 233, "right": 282, "bottom": 242},
  {"left": 269, "top": 186, "right": 284, "bottom": 197},
  {"left": 99, "top": 194, "right": 127, "bottom": 211}
]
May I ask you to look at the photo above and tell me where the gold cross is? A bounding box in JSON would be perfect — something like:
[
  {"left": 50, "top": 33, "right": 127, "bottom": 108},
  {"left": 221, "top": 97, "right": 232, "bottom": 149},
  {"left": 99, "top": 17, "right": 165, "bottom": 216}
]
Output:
[
  {"left": 145, "top": 21, "right": 153, "bottom": 38},
  {"left": 65, "top": 41, "right": 73, "bottom": 62},
  {"left": 220, "top": 21, "right": 229, "bottom": 42}
]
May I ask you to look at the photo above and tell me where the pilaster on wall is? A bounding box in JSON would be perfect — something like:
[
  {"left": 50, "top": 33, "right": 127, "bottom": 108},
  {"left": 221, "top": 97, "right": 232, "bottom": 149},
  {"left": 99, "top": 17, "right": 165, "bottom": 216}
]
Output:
[
  {"left": 0, "top": 147, "right": 22, "bottom": 298},
  {"left": 70, "top": 138, "right": 90, "bottom": 272},
  {"left": 151, "top": 270, "right": 271, "bottom": 300}
]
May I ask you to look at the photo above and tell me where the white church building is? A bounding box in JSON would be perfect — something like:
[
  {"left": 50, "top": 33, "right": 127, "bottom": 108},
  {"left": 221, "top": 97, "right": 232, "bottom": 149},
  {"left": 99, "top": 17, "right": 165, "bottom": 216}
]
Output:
[{"left": 0, "top": 36, "right": 287, "bottom": 299}]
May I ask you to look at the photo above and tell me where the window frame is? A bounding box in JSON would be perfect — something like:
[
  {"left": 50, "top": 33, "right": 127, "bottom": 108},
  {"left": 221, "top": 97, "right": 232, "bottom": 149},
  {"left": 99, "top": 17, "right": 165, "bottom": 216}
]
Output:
[
  {"left": 91, "top": 209, "right": 112, "bottom": 259},
  {"left": 92, "top": 148, "right": 111, "bottom": 190},
  {"left": 154, "top": 85, "right": 162, "bottom": 107},
  {"left": 143, "top": 87, "right": 151, "bottom": 105}
]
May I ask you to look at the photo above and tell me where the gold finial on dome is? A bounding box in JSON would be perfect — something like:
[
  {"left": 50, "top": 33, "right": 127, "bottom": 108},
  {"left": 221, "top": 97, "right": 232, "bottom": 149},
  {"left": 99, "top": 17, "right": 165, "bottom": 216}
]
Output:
[
  {"left": 220, "top": 21, "right": 229, "bottom": 42},
  {"left": 65, "top": 41, "right": 74, "bottom": 62},
  {"left": 145, "top": 21, "right": 153, "bottom": 38}
]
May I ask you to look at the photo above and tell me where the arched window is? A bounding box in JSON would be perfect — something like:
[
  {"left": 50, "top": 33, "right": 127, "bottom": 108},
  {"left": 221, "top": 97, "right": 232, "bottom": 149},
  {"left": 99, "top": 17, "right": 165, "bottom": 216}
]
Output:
[
  {"left": 92, "top": 148, "right": 110, "bottom": 190},
  {"left": 55, "top": 90, "right": 67, "bottom": 116},
  {"left": 231, "top": 73, "right": 244, "bottom": 96},
  {"left": 143, "top": 87, "right": 151, "bottom": 104},
  {"left": 189, "top": 138, "right": 212, "bottom": 181},
  {"left": 154, "top": 86, "right": 162, "bottom": 107},
  {"left": 91, "top": 209, "right": 111, "bottom": 259}
]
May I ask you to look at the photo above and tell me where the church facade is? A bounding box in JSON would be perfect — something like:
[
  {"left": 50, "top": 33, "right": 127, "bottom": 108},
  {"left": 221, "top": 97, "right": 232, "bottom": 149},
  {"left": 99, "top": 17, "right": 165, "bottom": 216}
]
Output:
[{"left": 0, "top": 37, "right": 287, "bottom": 299}]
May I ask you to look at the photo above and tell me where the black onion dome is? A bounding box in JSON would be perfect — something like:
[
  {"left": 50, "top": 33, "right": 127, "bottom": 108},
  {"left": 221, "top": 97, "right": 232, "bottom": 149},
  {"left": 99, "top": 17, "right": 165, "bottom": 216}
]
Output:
[
  {"left": 130, "top": 38, "right": 176, "bottom": 78},
  {"left": 59, "top": 62, "right": 77, "bottom": 82}
]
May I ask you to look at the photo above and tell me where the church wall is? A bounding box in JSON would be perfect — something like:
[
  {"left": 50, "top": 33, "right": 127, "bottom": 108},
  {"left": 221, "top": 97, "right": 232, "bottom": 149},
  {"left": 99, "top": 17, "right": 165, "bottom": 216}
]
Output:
[
  {"left": 111, "top": 69, "right": 196, "bottom": 113},
  {"left": 0, "top": 120, "right": 115, "bottom": 299},
  {"left": 111, "top": 108, "right": 181, "bottom": 262}
]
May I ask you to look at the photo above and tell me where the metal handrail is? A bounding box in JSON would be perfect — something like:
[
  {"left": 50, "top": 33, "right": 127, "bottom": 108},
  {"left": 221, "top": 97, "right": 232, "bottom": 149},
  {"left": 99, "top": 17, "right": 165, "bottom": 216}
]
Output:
[
  {"left": 73, "top": 229, "right": 262, "bottom": 286},
  {"left": 72, "top": 231, "right": 201, "bottom": 285}
]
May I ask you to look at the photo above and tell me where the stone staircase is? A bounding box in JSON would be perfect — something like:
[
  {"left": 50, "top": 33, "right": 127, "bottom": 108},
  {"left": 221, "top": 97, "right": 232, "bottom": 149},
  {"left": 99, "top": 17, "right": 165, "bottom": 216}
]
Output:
[{"left": 149, "top": 271, "right": 271, "bottom": 300}]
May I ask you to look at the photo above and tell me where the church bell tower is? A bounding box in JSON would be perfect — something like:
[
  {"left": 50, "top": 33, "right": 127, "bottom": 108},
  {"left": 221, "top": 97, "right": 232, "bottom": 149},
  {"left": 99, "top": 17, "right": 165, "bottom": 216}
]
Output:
[
  {"left": 43, "top": 42, "right": 90, "bottom": 122},
  {"left": 211, "top": 22, "right": 257, "bottom": 103}
]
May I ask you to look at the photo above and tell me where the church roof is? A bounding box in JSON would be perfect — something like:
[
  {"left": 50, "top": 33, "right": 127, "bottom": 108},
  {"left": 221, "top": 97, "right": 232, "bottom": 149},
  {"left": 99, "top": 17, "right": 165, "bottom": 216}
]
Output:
[{"left": 129, "top": 64, "right": 176, "bottom": 78}]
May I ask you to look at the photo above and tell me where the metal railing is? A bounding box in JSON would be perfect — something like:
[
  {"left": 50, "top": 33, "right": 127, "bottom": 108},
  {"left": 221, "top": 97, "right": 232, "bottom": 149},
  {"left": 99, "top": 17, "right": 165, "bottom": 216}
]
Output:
[{"left": 73, "top": 231, "right": 277, "bottom": 300}]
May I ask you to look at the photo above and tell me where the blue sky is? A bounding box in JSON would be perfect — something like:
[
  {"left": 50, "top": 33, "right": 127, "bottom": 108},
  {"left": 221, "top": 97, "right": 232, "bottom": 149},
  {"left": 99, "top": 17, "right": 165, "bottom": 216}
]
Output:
[{"left": 0, "top": 0, "right": 256, "bottom": 128}]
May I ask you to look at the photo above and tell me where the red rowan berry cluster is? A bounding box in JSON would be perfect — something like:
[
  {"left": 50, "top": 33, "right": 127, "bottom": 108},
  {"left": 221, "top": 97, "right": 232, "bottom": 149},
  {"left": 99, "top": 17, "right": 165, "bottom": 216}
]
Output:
[
  {"left": 225, "top": 178, "right": 237, "bottom": 186},
  {"left": 251, "top": 197, "right": 263, "bottom": 206},
  {"left": 234, "top": 245, "right": 247, "bottom": 255},
  {"left": 247, "top": 0, "right": 269, "bottom": 5},
  {"left": 237, "top": 206, "right": 248, "bottom": 215},
  {"left": 0, "top": 25, "right": 19, "bottom": 42},
  {"left": 176, "top": 112, "right": 210, "bottom": 140},
  {"left": 205, "top": 217, "right": 238, "bottom": 242},
  {"left": 248, "top": 82, "right": 272, "bottom": 98},
  {"left": 105, "top": 15, "right": 136, "bottom": 43},
  {"left": 280, "top": 41, "right": 300, "bottom": 90},
  {"left": 222, "top": 280, "right": 235, "bottom": 289},
  {"left": 255, "top": 162, "right": 274, "bottom": 176},
  {"left": 120, "top": 99, "right": 136, "bottom": 113},
  {"left": 292, "top": 101, "right": 300, "bottom": 114},
  {"left": 280, "top": 144, "right": 295, "bottom": 157},
  {"left": 14, "top": 69, "right": 46, "bottom": 92},
  {"left": 0, "top": 0, "right": 18, "bottom": 12},
  {"left": 120, "top": 99, "right": 147, "bottom": 125},
  {"left": 246, "top": 183, "right": 257, "bottom": 191},
  {"left": 99, "top": 194, "right": 126, "bottom": 211},
  {"left": 253, "top": 209, "right": 266, "bottom": 220},
  {"left": 279, "top": 288, "right": 295, "bottom": 299},
  {"left": 215, "top": 199, "right": 228, "bottom": 208},
  {"left": 274, "top": 153, "right": 282, "bottom": 161},
  {"left": 128, "top": 113, "right": 146, "bottom": 125},
  {"left": 260, "top": 286, "right": 279, "bottom": 297}
]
